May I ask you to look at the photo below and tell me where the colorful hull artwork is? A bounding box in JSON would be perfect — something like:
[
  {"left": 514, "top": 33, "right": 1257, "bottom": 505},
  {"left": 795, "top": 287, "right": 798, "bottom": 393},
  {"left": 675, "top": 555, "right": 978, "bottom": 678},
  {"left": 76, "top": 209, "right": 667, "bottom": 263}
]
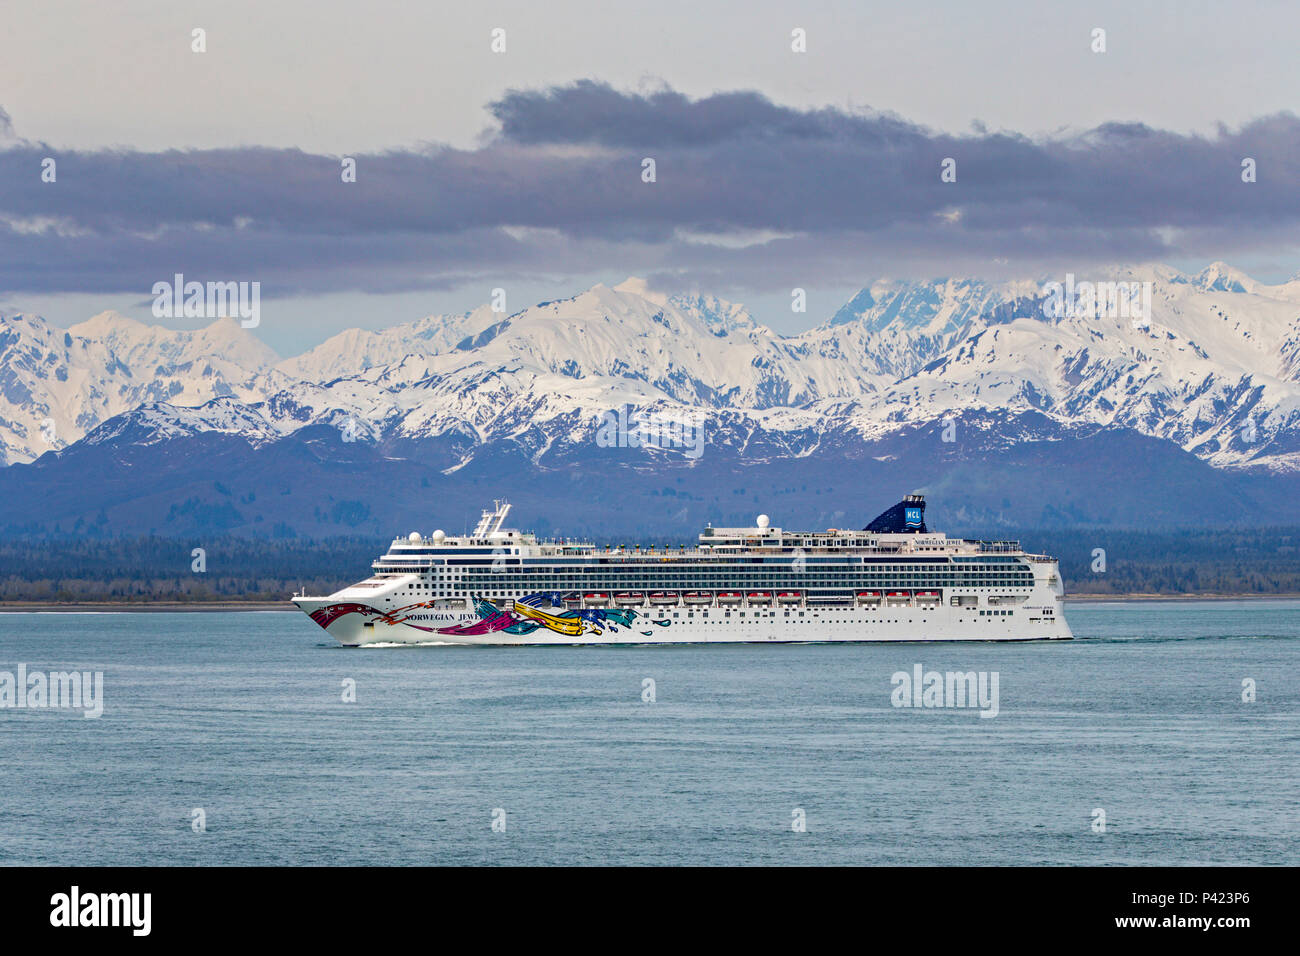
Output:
[{"left": 307, "top": 593, "right": 672, "bottom": 639}]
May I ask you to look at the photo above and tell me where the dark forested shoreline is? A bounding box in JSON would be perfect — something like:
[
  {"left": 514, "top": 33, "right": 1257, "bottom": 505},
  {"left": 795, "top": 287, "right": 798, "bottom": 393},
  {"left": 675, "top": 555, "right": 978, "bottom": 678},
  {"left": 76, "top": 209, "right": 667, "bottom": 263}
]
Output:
[{"left": 2, "top": 527, "right": 1298, "bottom": 604}]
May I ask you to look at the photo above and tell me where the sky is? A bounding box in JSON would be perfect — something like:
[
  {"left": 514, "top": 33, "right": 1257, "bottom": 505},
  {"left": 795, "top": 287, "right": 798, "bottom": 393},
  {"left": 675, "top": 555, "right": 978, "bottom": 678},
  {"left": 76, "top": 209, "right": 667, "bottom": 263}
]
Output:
[{"left": 1, "top": 0, "right": 1298, "bottom": 355}]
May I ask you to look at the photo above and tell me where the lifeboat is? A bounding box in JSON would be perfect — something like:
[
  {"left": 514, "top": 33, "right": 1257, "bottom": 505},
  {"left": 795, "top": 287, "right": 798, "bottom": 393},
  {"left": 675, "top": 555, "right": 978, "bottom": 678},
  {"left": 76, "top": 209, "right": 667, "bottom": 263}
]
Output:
[
  {"left": 649, "top": 591, "right": 679, "bottom": 604},
  {"left": 915, "top": 590, "right": 941, "bottom": 600},
  {"left": 583, "top": 592, "right": 610, "bottom": 606},
  {"left": 716, "top": 591, "right": 743, "bottom": 604},
  {"left": 684, "top": 591, "right": 713, "bottom": 604},
  {"left": 746, "top": 591, "right": 773, "bottom": 604},
  {"left": 855, "top": 590, "right": 882, "bottom": 602},
  {"left": 777, "top": 591, "right": 803, "bottom": 603},
  {"left": 614, "top": 591, "right": 644, "bottom": 605}
]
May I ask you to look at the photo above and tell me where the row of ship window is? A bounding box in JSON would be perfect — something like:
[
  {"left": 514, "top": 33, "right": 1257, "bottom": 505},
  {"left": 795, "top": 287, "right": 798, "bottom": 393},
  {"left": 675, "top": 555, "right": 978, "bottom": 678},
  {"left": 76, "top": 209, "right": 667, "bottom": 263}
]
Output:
[
  {"left": 391, "top": 573, "right": 1033, "bottom": 588},
  {"left": 400, "top": 574, "right": 1029, "bottom": 582},
  {"left": 382, "top": 562, "right": 1027, "bottom": 572},
  {"left": 655, "top": 616, "right": 941, "bottom": 624},
  {"left": 433, "top": 571, "right": 1034, "bottom": 580},
  {"left": 447, "top": 579, "right": 1032, "bottom": 587},
  {"left": 667, "top": 615, "right": 930, "bottom": 623},
  {"left": 384, "top": 567, "right": 1031, "bottom": 577}
]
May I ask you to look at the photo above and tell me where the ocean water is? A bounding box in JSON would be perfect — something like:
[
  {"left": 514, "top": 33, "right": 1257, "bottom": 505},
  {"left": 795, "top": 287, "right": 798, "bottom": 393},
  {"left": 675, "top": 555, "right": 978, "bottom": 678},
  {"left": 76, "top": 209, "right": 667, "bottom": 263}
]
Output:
[{"left": 0, "top": 600, "right": 1296, "bottom": 866}]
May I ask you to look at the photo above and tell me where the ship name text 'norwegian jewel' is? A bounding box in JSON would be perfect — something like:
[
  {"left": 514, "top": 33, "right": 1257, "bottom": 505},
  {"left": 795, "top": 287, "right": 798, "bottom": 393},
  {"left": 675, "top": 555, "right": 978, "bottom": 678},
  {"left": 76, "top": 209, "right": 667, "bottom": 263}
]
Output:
[{"left": 292, "top": 496, "right": 1073, "bottom": 646}]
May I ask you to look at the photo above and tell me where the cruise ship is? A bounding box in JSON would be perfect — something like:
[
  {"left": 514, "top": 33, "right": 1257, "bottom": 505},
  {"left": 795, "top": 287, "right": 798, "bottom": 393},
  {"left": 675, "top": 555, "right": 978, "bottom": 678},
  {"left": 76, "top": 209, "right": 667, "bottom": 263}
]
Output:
[{"left": 291, "top": 495, "right": 1073, "bottom": 646}]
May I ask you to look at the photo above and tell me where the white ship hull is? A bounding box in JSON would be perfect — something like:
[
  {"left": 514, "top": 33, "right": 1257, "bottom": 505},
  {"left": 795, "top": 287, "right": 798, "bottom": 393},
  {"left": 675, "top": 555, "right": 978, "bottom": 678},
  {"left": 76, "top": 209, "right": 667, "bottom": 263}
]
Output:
[{"left": 292, "top": 596, "right": 1072, "bottom": 646}]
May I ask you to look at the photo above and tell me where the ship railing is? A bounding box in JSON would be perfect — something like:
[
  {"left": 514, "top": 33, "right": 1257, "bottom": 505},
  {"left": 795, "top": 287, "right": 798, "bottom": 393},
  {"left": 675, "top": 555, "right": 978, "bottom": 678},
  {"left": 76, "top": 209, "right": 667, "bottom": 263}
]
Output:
[{"left": 537, "top": 546, "right": 932, "bottom": 559}]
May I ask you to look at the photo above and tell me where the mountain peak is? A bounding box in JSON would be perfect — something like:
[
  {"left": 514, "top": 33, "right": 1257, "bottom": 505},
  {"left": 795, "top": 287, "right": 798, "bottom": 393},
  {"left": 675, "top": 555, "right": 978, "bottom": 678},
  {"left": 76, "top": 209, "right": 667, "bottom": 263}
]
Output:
[
  {"left": 1195, "top": 261, "right": 1256, "bottom": 294},
  {"left": 603, "top": 277, "right": 666, "bottom": 308},
  {"left": 612, "top": 276, "right": 649, "bottom": 294},
  {"left": 80, "top": 398, "right": 278, "bottom": 450},
  {"left": 827, "top": 287, "right": 877, "bottom": 327},
  {"left": 0, "top": 310, "right": 54, "bottom": 334},
  {"left": 67, "top": 310, "right": 148, "bottom": 338}
]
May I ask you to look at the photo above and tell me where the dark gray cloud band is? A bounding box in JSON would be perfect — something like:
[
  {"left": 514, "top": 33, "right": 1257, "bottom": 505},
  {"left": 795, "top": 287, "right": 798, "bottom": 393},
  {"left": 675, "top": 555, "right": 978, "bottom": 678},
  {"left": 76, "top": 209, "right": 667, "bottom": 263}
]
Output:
[{"left": 2, "top": 80, "right": 1297, "bottom": 297}]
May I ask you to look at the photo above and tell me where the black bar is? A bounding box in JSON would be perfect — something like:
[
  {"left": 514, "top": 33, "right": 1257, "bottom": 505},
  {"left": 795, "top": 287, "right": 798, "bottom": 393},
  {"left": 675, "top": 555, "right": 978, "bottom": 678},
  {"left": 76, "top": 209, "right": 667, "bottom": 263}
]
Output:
[{"left": 0, "top": 866, "right": 1285, "bottom": 943}]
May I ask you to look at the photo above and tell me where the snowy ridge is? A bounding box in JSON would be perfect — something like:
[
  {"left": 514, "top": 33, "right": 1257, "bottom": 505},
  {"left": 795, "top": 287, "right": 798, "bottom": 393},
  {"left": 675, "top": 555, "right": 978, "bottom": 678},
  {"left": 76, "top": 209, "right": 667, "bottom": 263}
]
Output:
[
  {"left": 0, "top": 311, "right": 283, "bottom": 465},
  {"left": 4, "top": 263, "right": 1300, "bottom": 472}
]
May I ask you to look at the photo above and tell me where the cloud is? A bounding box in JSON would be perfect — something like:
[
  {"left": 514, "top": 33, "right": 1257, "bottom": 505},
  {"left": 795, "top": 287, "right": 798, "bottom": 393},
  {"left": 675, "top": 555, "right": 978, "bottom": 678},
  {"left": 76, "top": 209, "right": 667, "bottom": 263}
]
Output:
[{"left": 1, "top": 82, "right": 1298, "bottom": 297}]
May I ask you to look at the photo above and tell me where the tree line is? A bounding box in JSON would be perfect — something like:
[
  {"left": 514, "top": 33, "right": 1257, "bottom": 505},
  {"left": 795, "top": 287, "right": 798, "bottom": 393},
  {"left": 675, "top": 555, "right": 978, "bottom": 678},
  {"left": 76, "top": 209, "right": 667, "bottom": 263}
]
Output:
[{"left": 1, "top": 527, "right": 1297, "bottom": 602}]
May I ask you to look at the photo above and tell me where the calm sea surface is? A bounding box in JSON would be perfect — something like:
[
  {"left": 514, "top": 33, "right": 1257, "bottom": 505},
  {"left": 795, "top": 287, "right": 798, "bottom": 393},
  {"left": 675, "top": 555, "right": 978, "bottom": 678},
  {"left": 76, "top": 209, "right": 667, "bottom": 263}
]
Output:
[{"left": 1, "top": 601, "right": 1296, "bottom": 866}]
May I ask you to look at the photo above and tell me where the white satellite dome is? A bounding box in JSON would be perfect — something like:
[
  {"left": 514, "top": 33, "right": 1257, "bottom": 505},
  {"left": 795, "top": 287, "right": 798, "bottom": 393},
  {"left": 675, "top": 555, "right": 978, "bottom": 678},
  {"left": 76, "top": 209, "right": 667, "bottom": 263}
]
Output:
[
  {"left": 432, "top": 529, "right": 446, "bottom": 541},
  {"left": 756, "top": 514, "right": 770, "bottom": 529},
  {"left": 407, "top": 531, "right": 421, "bottom": 542}
]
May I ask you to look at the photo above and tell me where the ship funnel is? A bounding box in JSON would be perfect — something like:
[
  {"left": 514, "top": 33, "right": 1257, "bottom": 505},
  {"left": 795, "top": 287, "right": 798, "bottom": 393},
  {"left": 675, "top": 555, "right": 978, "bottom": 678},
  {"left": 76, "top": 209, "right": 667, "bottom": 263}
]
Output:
[{"left": 863, "top": 494, "right": 927, "bottom": 533}]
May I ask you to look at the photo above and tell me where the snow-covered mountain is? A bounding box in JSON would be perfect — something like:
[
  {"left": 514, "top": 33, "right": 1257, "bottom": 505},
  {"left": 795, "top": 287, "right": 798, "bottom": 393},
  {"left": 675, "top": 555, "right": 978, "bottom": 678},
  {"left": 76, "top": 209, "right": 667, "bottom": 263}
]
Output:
[
  {"left": 0, "top": 310, "right": 283, "bottom": 465},
  {"left": 864, "top": 265, "right": 1300, "bottom": 470},
  {"left": 813, "top": 277, "right": 1043, "bottom": 380},
  {"left": 274, "top": 305, "right": 502, "bottom": 382},
  {"left": 6, "top": 263, "right": 1300, "bottom": 475}
]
